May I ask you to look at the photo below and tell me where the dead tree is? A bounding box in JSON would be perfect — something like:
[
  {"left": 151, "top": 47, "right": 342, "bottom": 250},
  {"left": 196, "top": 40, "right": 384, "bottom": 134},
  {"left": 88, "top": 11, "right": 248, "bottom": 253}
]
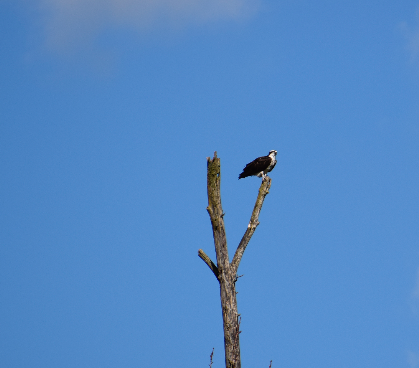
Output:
[{"left": 198, "top": 152, "right": 272, "bottom": 368}]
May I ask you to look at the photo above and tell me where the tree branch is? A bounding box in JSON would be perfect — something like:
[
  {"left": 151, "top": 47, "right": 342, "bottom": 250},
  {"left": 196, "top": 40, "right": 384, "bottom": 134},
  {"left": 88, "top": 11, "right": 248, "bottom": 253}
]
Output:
[
  {"left": 205, "top": 152, "right": 230, "bottom": 273},
  {"left": 231, "top": 177, "right": 272, "bottom": 275},
  {"left": 198, "top": 249, "right": 219, "bottom": 280},
  {"left": 200, "top": 152, "right": 242, "bottom": 368},
  {"left": 198, "top": 152, "right": 273, "bottom": 367}
]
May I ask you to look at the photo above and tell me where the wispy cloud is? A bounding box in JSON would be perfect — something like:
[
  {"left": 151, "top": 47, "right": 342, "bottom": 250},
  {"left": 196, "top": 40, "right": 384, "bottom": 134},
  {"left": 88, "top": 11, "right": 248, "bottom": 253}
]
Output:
[
  {"left": 409, "top": 267, "right": 419, "bottom": 316},
  {"left": 408, "top": 351, "right": 419, "bottom": 368},
  {"left": 406, "top": 270, "right": 419, "bottom": 368},
  {"left": 39, "top": 0, "right": 259, "bottom": 52},
  {"left": 400, "top": 6, "right": 419, "bottom": 63},
  {"left": 412, "top": 268, "right": 419, "bottom": 300}
]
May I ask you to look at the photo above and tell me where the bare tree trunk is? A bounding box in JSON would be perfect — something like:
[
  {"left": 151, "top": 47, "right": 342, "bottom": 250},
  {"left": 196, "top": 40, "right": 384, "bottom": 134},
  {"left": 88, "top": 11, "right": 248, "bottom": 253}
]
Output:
[{"left": 198, "top": 152, "right": 272, "bottom": 368}]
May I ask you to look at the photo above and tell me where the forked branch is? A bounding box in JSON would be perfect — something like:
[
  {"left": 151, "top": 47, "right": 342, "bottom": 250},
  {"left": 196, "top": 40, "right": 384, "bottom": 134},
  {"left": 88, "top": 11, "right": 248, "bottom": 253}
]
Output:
[
  {"left": 198, "top": 152, "right": 273, "bottom": 368},
  {"left": 231, "top": 177, "right": 271, "bottom": 275}
]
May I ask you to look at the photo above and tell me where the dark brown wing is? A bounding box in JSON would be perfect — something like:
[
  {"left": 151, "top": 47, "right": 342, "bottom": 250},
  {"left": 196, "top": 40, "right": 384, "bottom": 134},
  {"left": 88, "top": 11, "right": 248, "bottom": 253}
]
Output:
[{"left": 238, "top": 156, "right": 271, "bottom": 179}]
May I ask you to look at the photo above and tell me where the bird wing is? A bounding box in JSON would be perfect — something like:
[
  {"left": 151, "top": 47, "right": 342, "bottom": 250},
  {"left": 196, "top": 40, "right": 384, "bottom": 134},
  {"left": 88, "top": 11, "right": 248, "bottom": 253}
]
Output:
[{"left": 239, "top": 156, "right": 271, "bottom": 178}]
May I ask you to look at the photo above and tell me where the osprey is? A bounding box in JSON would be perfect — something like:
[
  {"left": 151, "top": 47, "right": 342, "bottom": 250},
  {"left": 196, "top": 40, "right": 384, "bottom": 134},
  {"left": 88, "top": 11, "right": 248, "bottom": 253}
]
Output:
[{"left": 238, "top": 150, "right": 277, "bottom": 180}]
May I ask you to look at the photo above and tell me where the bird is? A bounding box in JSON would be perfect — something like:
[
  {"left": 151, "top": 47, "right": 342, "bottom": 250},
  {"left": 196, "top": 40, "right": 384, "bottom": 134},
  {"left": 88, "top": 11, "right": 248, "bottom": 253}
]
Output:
[{"left": 238, "top": 150, "right": 277, "bottom": 180}]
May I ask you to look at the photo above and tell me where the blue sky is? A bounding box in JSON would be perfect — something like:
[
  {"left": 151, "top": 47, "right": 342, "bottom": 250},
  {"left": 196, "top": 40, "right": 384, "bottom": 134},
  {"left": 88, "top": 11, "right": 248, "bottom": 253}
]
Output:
[{"left": 2, "top": 1, "right": 419, "bottom": 367}]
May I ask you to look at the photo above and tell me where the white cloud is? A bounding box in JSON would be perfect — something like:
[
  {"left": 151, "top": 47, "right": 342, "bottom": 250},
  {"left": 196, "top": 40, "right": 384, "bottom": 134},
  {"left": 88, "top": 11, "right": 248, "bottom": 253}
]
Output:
[
  {"left": 39, "top": 0, "right": 259, "bottom": 52},
  {"left": 408, "top": 351, "right": 419, "bottom": 368},
  {"left": 409, "top": 267, "right": 419, "bottom": 318},
  {"left": 400, "top": 6, "right": 419, "bottom": 63},
  {"left": 412, "top": 268, "right": 419, "bottom": 299},
  {"left": 407, "top": 269, "right": 419, "bottom": 368}
]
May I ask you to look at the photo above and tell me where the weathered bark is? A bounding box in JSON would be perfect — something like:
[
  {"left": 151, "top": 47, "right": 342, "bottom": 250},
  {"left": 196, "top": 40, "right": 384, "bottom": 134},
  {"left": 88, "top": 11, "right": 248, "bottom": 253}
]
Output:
[
  {"left": 198, "top": 152, "right": 272, "bottom": 368},
  {"left": 231, "top": 178, "right": 271, "bottom": 275}
]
